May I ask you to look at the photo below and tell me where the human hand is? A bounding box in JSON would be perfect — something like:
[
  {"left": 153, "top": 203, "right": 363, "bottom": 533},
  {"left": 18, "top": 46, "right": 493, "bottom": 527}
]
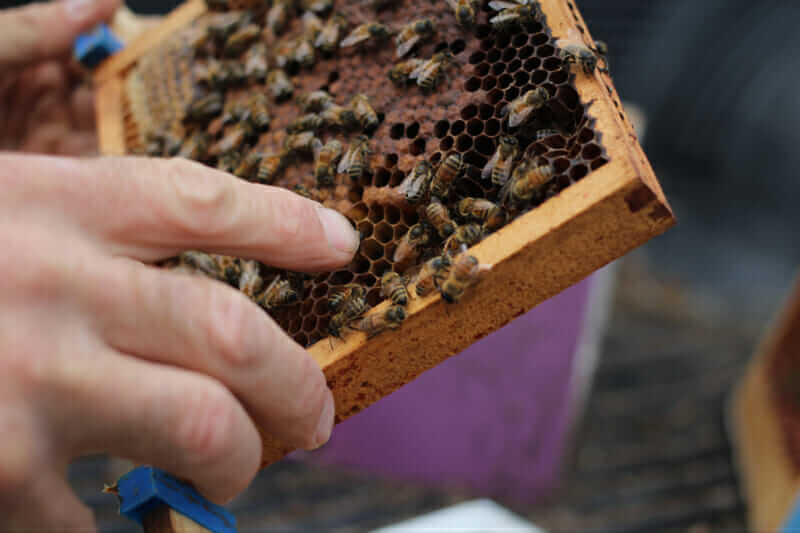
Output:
[
  {"left": 0, "top": 154, "right": 360, "bottom": 531},
  {"left": 0, "top": 0, "right": 120, "bottom": 155}
]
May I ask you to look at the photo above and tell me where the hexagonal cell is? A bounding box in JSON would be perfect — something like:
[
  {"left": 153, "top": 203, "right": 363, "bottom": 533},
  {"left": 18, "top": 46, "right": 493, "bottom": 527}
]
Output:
[
  {"left": 570, "top": 164, "right": 589, "bottom": 181},
  {"left": 374, "top": 221, "right": 394, "bottom": 243},
  {"left": 349, "top": 202, "right": 369, "bottom": 221},
  {"left": 505, "top": 86, "right": 519, "bottom": 101},
  {"left": 475, "top": 135, "right": 495, "bottom": 156},
  {"left": 406, "top": 122, "right": 420, "bottom": 139},
  {"left": 519, "top": 45, "right": 534, "bottom": 59},
  {"left": 328, "top": 270, "right": 355, "bottom": 286},
  {"left": 536, "top": 44, "right": 556, "bottom": 58},
  {"left": 372, "top": 259, "right": 392, "bottom": 277},
  {"left": 302, "top": 315, "right": 318, "bottom": 332},
  {"left": 495, "top": 33, "right": 511, "bottom": 48},
  {"left": 402, "top": 210, "right": 419, "bottom": 226},
  {"left": 430, "top": 151, "right": 443, "bottom": 165},
  {"left": 498, "top": 74, "right": 513, "bottom": 90},
  {"left": 543, "top": 57, "right": 561, "bottom": 71},
  {"left": 479, "top": 103, "right": 494, "bottom": 120},
  {"left": 434, "top": 120, "right": 450, "bottom": 137},
  {"left": 467, "top": 119, "right": 484, "bottom": 136},
  {"left": 373, "top": 167, "right": 391, "bottom": 187},
  {"left": 491, "top": 62, "right": 506, "bottom": 76},
  {"left": 549, "top": 70, "right": 568, "bottom": 84},
  {"left": 480, "top": 38, "right": 494, "bottom": 51},
  {"left": 485, "top": 119, "right": 501, "bottom": 136},
  {"left": 460, "top": 104, "right": 478, "bottom": 120},
  {"left": 487, "top": 88, "right": 504, "bottom": 104},
  {"left": 582, "top": 143, "right": 602, "bottom": 160},
  {"left": 475, "top": 62, "right": 490, "bottom": 76},
  {"left": 463, "top": 151, "right": 488, "bottom": 171},
  {"left": 440, "top": 136, "right": 454, "bottom": 151},
  {"left": 465, "top": 77, "right": 481, "bottom": 92},
  {"left": 385, "top": 153, "right": 399, "bottom": 167},
  {"left": 475, "top": 24, "right": 492, "bottom": 39},
  {"left": 507, "top": 58, "right": 522, "bottom": 73},
  {"left": 482, "top": 76, "right": 498, "bottom": 91},
  {"left": 531, "top": 70, "right": 547, "bottom": 84},
  {"left": 368, "top": 204, "right": 385, "bottom": 222},
  {"left": 313, "top": 299, "right": 329, "bottom": 316},
  {"left": 390, "top": 123, "right": 405, "bottom": 139},
  {"left": 487, "top": 48, "right": 501, "bottom": 62},
  {"left": 530, "top": 33, "right": 549, "bottom": 46},
  {"left": 385, "top": 204, "right": 402, "bottom": 224},
  {"left": 591, "top": 157, "right": 608, "bottom": 170},
  {"left": 294, "top": 333, "right": 308, "bottom": 347},
  {"left": 512, "top": 34, "right": 527, "bottom": 48},
  {"left": 554, "top": 157, "right": 570, "bottom": 173},
  {"left": 456, "top": 135, "right": 473, "bottom": 152},
  {"left": 362, "top": 239, "right": 383, "bottom": 261},
  {"left": 409, "top": 138, "right": 426, "bottom": 155},
  {"left": 357, "top": 220, "right": 374, "bottom": 238},
  {"left": 312, "top": 283, "right": 329, "bottom": 299},
  {"left": 451, "top": 39, "right": 466, "bottom": 55},
  {"left": 365, "top": 287, "right": 382, "bottom": 307}
]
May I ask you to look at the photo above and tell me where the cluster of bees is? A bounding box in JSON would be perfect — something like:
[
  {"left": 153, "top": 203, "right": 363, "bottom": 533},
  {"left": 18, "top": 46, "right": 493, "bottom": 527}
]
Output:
[{"left": 142, "top": 0, "right": 609, "bottom": 347}]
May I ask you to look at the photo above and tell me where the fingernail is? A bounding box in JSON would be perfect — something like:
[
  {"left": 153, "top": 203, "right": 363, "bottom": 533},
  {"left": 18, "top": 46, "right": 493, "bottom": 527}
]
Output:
[
  {"left": 63, "top": 0, "right": 95, "bottom": 22},
  {"left": 312, "top": 392, "right": 335, "bottom": 450},
  {"left": 316, "top": 206, "right": 360, "bottom": 257}
]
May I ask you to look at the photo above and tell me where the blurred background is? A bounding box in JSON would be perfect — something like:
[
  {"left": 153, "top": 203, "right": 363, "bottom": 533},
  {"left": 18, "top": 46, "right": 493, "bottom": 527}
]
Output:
[{"left": 5, "top": 0, "right": 799, "bottom": 530}]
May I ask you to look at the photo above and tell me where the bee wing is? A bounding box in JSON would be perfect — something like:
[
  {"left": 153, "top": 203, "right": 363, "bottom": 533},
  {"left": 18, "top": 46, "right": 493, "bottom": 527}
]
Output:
[
  {"left": 444, "top": 0, "right": 460, "bottom": 9},
  {"left": 340, "top": 27, "right": 369, "bottom": 47},
  {"left": 396, "top": 34, "right": 420, "bottom": 58},
  {"left": 508, "top": 106, "right": 534, "bottom": 128},
  {"left": 408, "top": 57, "right": 430, "bottom": 80},
  {"left": 488, "top": 1, "right": 520, "bottom": 10},
  {"left": 337, "top": 147, "right": 355, "bottom": 174},
  {"left": 481, "top": 150, "right": 500, "bottom": 181},
  {"left": 556, "top": 27, "right": 584, "bottom": 48}
]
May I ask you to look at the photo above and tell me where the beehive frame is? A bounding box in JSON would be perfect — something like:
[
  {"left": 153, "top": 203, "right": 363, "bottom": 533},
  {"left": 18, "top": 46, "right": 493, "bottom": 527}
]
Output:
[{"left": 95, "top": 0, "right": 674, "bottom": 467}]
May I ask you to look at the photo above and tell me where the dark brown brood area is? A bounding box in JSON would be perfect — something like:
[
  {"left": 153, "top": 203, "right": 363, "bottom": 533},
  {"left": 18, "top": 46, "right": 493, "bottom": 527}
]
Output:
[{"left": 121, "top": 0, "right": 609, "bottom": 348}]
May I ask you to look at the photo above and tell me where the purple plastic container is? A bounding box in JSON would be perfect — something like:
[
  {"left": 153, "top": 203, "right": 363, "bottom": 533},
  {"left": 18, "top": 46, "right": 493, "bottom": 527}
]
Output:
[{"left": 304, "top": 272, "right": 610, "bottom": 502}]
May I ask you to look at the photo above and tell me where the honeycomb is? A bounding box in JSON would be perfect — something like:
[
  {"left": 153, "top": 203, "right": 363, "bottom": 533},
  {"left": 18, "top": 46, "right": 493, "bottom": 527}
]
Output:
[{"left": 119, "top": 0, "right": 610, "bottom": 348}]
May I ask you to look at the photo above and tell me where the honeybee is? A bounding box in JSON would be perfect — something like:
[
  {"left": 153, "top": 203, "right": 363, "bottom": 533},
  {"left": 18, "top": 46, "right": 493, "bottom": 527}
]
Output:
[
  {"left": 267, "top": 69, "right": 294, "bottom": 102},
  {"left": 395, "top": 19, "right": 436, "bottom": 58},
  {"left": 234, "top": 151, "right": 263, "bottom": 180},
  {"left": 320, "top": 104, "right": 360, "bottom": 130},
  {"left": 284, "top": 131, "right": 319, "bottom": 157},
  {"left": 410, "top": 50, "right": 454, "bottom": 92},
  {"left": 314, "top": 139, "right": 344, "bottom": 186},
  {"left": 243, "top": 42, "right": 269, "bottom": 81},
  {"left": 482, "top": 135, "right": 519, "bottom": 187},
  {"left": 238, "top": 259, "right": 264, "bottom": 299},
  {"left": 457, "top": 198, "right": 506, "bottom": 231},
  {"left": 501, "top": 160, "right": 555, "bottom": 204},
  {"left": 302, "top": 0, "right": 333, "bottom": 15},
  {"left": 430, "top": 153, "right": 463, "bottom": 200},
  {"left": 210, "top": 123, "right": 249, "bottom": 156},
  {"left": 328, "top": 287, "right": 369, "bottom": 339},
  {"left": 440, "top": 252, "right": 490, "bottom": 304},
  {"left": 301, "top": 10, "right": 324, "bottom": 39},
  {"left": 292, "top": 184, "right": 317, "bottom": 200},
  {"left": 273, "top": 39, "right": 296, "bottom": 70},
  {"left": 179, "top": 251, "right": 225, "bottom": 281},
  {"left": 221, "top": 98, "right": 248, "bottom": 126},
  {"left": 380, "top": 272, "right": 409, "bottom": 306},
  {"left": 556, "top": 29, "right": 608, "bottom": 75},
  {"left": 287, "top": 113, "right": 324, "bottom": 133},
  {"left": 258, "top": 277, "right": 299, "bottom": 309},
  {"left": 443, "top": 223, "right": 484, "bottom": 255},
  {"left": 223, "top": 23, "right": 260, "bottom": 57},
  {"left": 393, "top": 223, "right": 432, "bottom": 265},
  {"left": 220, "top": 60, "right": 246, "bottom": 87},
  {"left": 389, "top": 58, "right": 425, "bottom": 87},
  {"left": 207, "top": 11, "right": 243, "bottom": 42},
  {"left": 298, "top": 90, "right": 334, "bottom": 113},
  {"left": 349, "top": 93, "right": 380, "bottom": 132},
  {"left": 184, "top": 91, "right": 224, "bottom": 123},
  {"left": 214, "top": 255, "right": 242, "bottom": 286},
  {"left": 247, "top": 93, "right": 271, "bottom": 132},
  {"left": 187, "top": 27, "right": 211, "bottom": 56},
  {"left": 337, "top": 135, "right": 371, "bottom": 181},
  {"left": 328, "top": 285, "right": 366, "bottom": 313},
  {"left": 266, "top": 0, "right": 292, "bottom": 35},
  {"left": 445, "top": 0, "right": 479, "bottom": 27},
  {"left": 256, "top": 153, "right": 287, "bottom": 184},
  {"left": 340, "top": 22, "right": 391, "bottom": 49},
  {"left": 293, "top": 38, "right": 316, "bottom": 69},
  {"left": 488, "top": 2, "right": 538, "bottom": 30},
  {"left": 217, "top": 151, "right": 242, "bottom": 174},
  {"left": 399, "top": 160, "right": 433, "bottom": 204},
  {"left": 425, "top": 200, "right": 457, "bottom": 238},
  {"left": 505, "top": 88, "right": 549, "bottom": 128},
  {"left": 315, "top": 13, "right": 348, "bottom": 54},
  {"left": 176, "top": 130, "right": 209, "bottom": 161},
  {"left": 413, "top": 255, "right": 452, "bottom": 297},
  {"left": 352, "top": 306, "right": 406, "bottom": 338}
]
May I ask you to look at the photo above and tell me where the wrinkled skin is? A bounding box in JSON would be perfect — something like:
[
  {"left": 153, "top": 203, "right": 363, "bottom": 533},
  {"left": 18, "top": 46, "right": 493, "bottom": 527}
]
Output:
[{"left": 0, "top": 2, "right": 359, "bottom": 531}]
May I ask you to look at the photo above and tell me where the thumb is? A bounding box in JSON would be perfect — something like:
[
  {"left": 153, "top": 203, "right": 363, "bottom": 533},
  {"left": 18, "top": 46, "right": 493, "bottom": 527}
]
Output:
[{"left": 0, "top": 0, "right": 121, "bottom": 68}]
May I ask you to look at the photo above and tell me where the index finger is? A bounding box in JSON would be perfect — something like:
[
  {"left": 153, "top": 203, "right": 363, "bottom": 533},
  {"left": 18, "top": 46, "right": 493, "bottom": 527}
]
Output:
[{"left": 6, "top": 154, "right": 360, "bottom": 271}]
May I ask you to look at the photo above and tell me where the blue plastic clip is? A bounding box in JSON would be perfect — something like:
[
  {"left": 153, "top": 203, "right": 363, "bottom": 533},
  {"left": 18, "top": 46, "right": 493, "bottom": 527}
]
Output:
[
  {"left": 73, "top": 23, "right": 123, "bottom": 69},
  {"left": 114, "top": 466, "right": 237, "bottom": 533}
]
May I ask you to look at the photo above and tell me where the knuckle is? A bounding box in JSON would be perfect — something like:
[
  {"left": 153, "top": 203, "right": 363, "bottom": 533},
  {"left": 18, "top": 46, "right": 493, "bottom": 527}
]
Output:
[
  {"left": 163, "top": 159, "right": 238, "bottom": 237},
  {"left": 173, "top": 381, "right": 240, "bottom": 466},
  {"left": 205, "top": 289, "right": 259, "bottom": 370},
  {"left": 286, "top": 357, "right": 328, "bottom": 444}
]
